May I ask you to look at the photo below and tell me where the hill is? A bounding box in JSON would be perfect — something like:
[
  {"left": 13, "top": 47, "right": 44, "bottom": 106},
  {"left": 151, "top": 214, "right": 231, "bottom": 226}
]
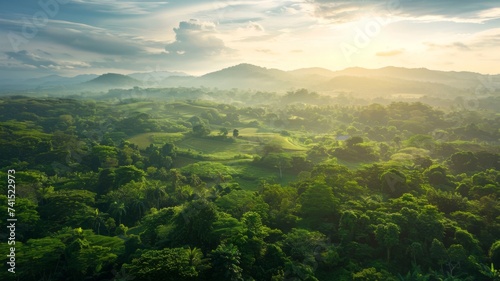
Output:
[
  {"left": 2, "top": 64, "right": 498, "bottom": 98},
  {"left": 85, "top": 73, "right": 141, "bottom": 86},
  {"left": 157, "top": 63, "right": 499, "bottom": 97},
  {"left": 164, "top": 63, "right": 298, "bottom": 90},
  {"left": 128, "top": 71, "right": 189, "bottom": 83},
  {"left": 332, "top": 66, "right": 487, "bottom": 89}
]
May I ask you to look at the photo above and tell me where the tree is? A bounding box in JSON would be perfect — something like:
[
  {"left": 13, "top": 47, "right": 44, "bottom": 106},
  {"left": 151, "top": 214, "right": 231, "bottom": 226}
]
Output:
[
  {"left": 216, "top": 190, "right": 270, "bottom": 221},
  {"left": 174, "top": 199, "right": 218, "bottom": 248},
  {"left": 346, "top": 136, "right": 364, "bottom": 147},
  {"left": 161, "top": 142, "right": 177, "bottom": 157},
  {"left": 454, "top": 228, "right": 480, "bottom": 254},
  {"left": 38, "top": 189, "right": 96, "bottom": 231},
  {"left": 300, "top": 182, "right": 338, "bottom": 227},
  {"left": 233, "top": 129, "right": 239, "bottom": 138},
  {"left": 55, "top": 227, "right": 122, "bottom": 281},
  {"left": 262, "top": 153, "right": 292, "bottom": 180},
  {"left": 91, "top": 145, "right": 118, "bottom": 168},
  {"left": 490, "top": 241, "right": 500, "bottom": 268},
  {"left": 15, "top": 238, "right": 65, "bottom": 280},
  {"left": 406, "top": 242, "right": 423, "bottom": 265},
  {"left": 236, "top": 212, "right": 269, "bottom": 273},
  {"left": 209, "top": 213, "right": 244, "bottom": 246},
  {"left": 447, "top": 244, "right": 467, "bottom": 276},
  {"left": 242, "top": 211, "right": 267, "bottom": 240},
  {"left": 145, "top": 181, "right": 167, "bottom": 209},
  {"left": 210, "top": 244, "right": 243, "bottom": 281},
  {"left": 96, "top": 168, "right": 115, "bottom": 195},
  {"left": 338, "top": 210, "right": 358, "bottom": 243},
  {"left": 114, "top": 165, "right": 146, "bottom": 188},
  {"left": 374, "top": 222, "right": 400, "bottom": 261},
  {"left": 393, "top": 136, "right": 402, "bottom": 148},
  {"left": 67, "top": 244, "right": 118, "bottom": 280},
  {"left": 193, "top": 124, "right": 211, "bottom": 137},
  {"left": 352, "top": 267, "right": 396, "bottom": 281},
  {"left": 219, "top": 127, "right": 229, "bottom": 136},
  {"left": 282, "top": 228, "right": 327, "bottom": 264},
  {"left": 186, "top": 247, "right": 209, "bottom": 270},
  {"left": 124, "top": 247, "right": 208, "bottom": 281},
  {"left": 226, "top": 112, "right": 240, "bottom": 125},
  {"left": 449, "top": 151, "right": 478, "bottom": 173},
  {"left": 0, "top": 195, "right": 40, "bottom": 240},
  {"left": 380, "top": 169, "right": 408, "bottom": 197},
  {"left": 109, "top": 201, "right": 127, "bottom": 225},
  {"left": 424, "top": 164, "right": 450, "bottom": 187},
  {"left": 416, "top": 205, "right": 445, "bottom": 246},
  {"left": 430, "top": 238, "right": 447, "bottom": 271},
  {"left": 261, "top": 141, "right": 283, "bottom": 157},
  {"left": 92, "top": 208, "right": 106, "bottom": 235},
  {"left": 334, "top": 136, "right": 378, "bottom": 162}
]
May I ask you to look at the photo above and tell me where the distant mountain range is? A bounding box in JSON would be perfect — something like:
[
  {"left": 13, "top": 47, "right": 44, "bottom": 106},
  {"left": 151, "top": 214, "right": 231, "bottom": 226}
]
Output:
[
  {"left": 159, "top": 64, "right": 499, "bottom": 98},
  {"left": 1, "top": 64, "right": 498, "bottom": 98}
]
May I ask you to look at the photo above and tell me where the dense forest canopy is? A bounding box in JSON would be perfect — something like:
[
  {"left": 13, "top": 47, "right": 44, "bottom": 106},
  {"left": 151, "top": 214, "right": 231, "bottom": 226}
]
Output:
[{"left": 0, "top": 88, "right": 499, "bottom": 280}]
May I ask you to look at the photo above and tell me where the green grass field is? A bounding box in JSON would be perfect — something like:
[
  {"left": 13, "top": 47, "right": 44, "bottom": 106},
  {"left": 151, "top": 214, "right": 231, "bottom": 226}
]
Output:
[
  {"left": 237, "top": 128, "right": 307, "bottom": 151},
  {"left": 128, "top": 128, "right": 306, "bottom": 155},
  {"left": 127, "top": 132, "right": 184, "bottom": 149},
  {"left": 151, "top": 102, "right": 219, "bottom": 118},
  {"left": 127, "top": 128, "right": 303, "bottom": 190},
  {"left": 117, "top": 101, "right": 222, "bottom": 119}
]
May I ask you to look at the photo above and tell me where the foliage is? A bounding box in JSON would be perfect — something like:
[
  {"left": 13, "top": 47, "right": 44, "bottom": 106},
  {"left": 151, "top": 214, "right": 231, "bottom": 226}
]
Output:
[{"left": 0, "top": 96, "right": 498, "bottom": 281}]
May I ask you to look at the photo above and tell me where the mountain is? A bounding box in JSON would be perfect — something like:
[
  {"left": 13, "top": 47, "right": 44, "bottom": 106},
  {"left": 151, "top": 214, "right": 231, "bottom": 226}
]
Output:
[
  {"left": 209, "top": 64, "right": 500, "bottom": 97},
  {"left": 27, "top": 74, "right": 99, "bottom": 86},
  {"left": 84, "top": 73, "right": 141, "bottom": 88},
  {"left": 331, "top": 66, "right": 486, "bottom": 89},
  {"left": 157, "top": 63, "right": 499, "bottom": 97},
  {"left": 189, "top": 63, "right": 296, "bottom": 90},
  {"left": 316, "top": 75, "right": 467, "bottom": 97},
  {"left": 0, "top": 74, "right": 99, "bottom": 92},
  {"left": 128, "top": 71, "right": 189, "bottom": 83},
  {"left": 288, "top": 67, "right": 336, "bottom": 79},
  {"left": 1, "top": 64, "right": 498, "bottom": 98}
]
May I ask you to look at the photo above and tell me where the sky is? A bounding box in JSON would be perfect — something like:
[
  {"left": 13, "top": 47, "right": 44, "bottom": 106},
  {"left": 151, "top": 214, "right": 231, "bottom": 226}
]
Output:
[{"left": 0, "top": 0, "right": 499, "bottom": 79}]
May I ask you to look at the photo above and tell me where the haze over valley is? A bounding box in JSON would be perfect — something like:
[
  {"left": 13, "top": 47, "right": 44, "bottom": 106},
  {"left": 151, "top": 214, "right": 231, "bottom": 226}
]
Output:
[{"left": 1, "top": 1, "right": 500, "bottom": 280}]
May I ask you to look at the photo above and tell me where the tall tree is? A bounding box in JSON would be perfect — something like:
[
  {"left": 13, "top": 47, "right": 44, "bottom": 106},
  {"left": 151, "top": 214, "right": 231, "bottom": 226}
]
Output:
[
  {"left": 210, "top": 244, "right": 244, "bottom": 281},
  {"left": 374, "top": 222, "right": 400, "bottom": 261}
]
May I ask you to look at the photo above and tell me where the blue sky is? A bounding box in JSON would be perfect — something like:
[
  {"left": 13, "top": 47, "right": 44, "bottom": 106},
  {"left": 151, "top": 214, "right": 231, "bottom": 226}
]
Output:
[{"left": 0, "top": 0, "right": 499, "bottom": 78}]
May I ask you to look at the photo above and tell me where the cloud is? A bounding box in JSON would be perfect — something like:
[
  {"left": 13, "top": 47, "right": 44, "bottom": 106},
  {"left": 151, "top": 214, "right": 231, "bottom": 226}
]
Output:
[
  {"left": 5, "top": 50, "right": 90, "bottom": 69},
  {"left": 424, "top": 41, "right": 471, "bottom": 51},
  {"left": 0, "top": 17, "right": 152, "bottom": 56},
  {"left": 69, "top": 0, "right": 169, "bottom": 15},
  {"left": 0, "top": 55, "right": 38, "bottom": 71},
  {"left": 307, "top": 0, "right": 500, "bottom": 23},
  {"left": 451, "top": 42, "right": 470, "bottom": 51},
  {"left": 376, "top": 49, "right": 404, "bottom": 57},
  {"left": 247, "top": 21, "right": 265, "bottom": 32},
  {"left": 307, "top": 0, "right": 388, "bottom": 23},
  {"left": 43, "top": 26, "right": 146, "bottom": 56},
  {"left": 395, "top": 1, "right": 500, "bottom": 20},
  {"left": 164, "top": 19, "right": 232, "bottom": 58},
  {"left": 469, "top": 28, "right": 500, "bottom": 49},
  {"left": 256, "top": 49, "right": 274, "bottom": 54},
  {"left": 5, "top": 50, "right": 54, "bottom": 67}
]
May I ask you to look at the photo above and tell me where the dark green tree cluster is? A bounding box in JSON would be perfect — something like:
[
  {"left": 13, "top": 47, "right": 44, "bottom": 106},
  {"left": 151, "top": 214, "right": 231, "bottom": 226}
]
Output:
[{"left": 0, "top": 96, "right": 498, "bottom": 281}]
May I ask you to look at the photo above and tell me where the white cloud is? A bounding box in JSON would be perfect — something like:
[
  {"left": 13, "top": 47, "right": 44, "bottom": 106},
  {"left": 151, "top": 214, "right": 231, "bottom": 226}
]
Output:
[
  {"left": 5, "top": 50, "right": 91, "bottom": 69},
  {"left": 70, "top": 0, "right": 169, "bottom": 15},
  {"left": 307, "top": 0, "right": 500, "bottom": 24},
  {"left": 164, "top": 19, "right": 232, "bottom": 57}
]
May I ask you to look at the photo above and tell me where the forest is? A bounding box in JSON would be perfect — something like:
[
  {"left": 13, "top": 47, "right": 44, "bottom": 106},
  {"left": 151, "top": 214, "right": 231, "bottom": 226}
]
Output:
[{"left": 0, "top": 88, "right": 499, "bottom": 281}]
